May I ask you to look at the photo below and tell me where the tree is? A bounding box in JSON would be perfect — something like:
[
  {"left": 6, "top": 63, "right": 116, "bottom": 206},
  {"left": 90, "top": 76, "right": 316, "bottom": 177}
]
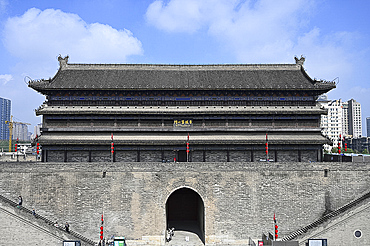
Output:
[
  {"left": 362, "top": 149, "right": 369, "bottom": 154},
  {"left": 345, "top": 148, "right": 354, "bottom": 153},
  {"left": 331, "top": 147, "right": 338, "bottom": 153}
]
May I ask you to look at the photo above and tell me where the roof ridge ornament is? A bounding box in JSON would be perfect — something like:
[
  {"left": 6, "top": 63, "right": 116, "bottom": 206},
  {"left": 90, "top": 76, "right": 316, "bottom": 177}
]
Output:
[
  {"left": 58, "top": 55, "right": 69, "bottom": 68},
  {"left": 294, "top": 55, "right": 305, "bottom": 66}
]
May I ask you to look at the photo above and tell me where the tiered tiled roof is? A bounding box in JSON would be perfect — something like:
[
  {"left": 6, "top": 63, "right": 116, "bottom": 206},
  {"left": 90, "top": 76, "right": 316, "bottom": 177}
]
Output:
[{"left": 28, "top": 56, "right": 336, "bottom": 93}]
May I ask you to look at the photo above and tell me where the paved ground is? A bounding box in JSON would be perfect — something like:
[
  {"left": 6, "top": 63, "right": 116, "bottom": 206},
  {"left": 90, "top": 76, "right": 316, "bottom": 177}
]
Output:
[{"left": 167, "top": 221, "right": 204, "bottom": 246}]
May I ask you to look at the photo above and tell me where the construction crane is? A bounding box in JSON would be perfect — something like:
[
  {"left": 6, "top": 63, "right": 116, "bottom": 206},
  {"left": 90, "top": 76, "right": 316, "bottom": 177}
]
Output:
[{"left": 5, "top": 115, "right": 31, "bottom": 152}]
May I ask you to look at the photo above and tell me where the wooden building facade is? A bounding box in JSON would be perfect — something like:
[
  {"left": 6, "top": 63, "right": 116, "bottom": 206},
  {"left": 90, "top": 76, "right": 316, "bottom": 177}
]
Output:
[{"left": 29, "top": 56, "right": 335, "bottom": 162}]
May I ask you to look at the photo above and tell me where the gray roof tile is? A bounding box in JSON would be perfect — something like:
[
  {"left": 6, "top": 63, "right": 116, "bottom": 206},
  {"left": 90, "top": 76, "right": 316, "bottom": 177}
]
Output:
[{"left": 29, "top": 62, "right": 336, "bottom": 92}]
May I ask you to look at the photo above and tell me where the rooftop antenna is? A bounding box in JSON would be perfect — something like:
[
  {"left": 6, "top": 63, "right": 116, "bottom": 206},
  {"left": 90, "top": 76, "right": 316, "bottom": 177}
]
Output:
[{"left": 332, "top": 77, "right": 339, "bottom": 85}]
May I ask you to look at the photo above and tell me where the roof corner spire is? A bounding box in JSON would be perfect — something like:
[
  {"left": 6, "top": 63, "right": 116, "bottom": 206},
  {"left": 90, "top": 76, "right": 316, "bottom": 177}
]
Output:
[
  {"left": 294, "top": 55, "right": 305, "bottom": 66},
  {"left": 58, "top": 55, "right": 69, "bottom": 68}
]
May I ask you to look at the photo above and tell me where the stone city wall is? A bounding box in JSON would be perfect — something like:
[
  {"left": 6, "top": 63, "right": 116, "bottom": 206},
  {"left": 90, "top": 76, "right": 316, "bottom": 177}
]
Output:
[{"left": 0, "top": 161, "right": 368, "bottom": 245}]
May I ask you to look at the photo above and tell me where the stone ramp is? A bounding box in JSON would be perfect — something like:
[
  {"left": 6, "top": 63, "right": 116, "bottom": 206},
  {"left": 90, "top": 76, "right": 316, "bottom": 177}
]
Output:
[{"left": 0, "top": 193, "right": 95, "bottom": 245}]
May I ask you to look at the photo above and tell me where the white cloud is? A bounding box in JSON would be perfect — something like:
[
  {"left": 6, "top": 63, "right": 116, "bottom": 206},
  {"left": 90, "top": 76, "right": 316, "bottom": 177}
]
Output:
[
  {"left": 3, "top": 8, "right": 143, "bottom": 68},
  {"left": 146, "top": 0, "right": 313, "bottom": 62},
  {"left": 293, "top": 28, "right": 356, "bottom": 81},
  {"left": 146, "top": 0, "right": 205, "bottom": 33},
  {"left": 0, "top": 74, "right": 13, "bottom": 84},
  {"left": 145, "top": 0, "right": 357, "bottom": 69}
]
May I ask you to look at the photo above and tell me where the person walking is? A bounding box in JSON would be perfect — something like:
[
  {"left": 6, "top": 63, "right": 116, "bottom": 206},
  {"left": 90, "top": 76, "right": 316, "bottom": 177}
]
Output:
[{"left": 65, "top": 222, "right": 70, "bottom": 233}]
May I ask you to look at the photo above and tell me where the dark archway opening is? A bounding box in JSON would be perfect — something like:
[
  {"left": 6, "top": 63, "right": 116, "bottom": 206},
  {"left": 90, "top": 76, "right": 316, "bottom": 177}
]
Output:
[{"left": 166, "top": 188, "right": 205, "bottom": 244}]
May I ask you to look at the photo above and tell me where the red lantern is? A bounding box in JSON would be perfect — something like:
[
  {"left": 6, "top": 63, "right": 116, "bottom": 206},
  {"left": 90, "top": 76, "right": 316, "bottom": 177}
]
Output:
[
  {"left": 274, "top": 215, "right": 278, "bottom": 240},
  {"left": 345, "top": 143, "right": 347, "bottom": 152},
  {"left": 36, "top": 142, "right": 40, "bottom": 155},
  {"left": 15, "top": 143, "right": 17, "bottom": 152},
  {"left": 338, "top": 142, "right": 341, "bottom": 154},
  {"left": 100, "top": 215, "right": 104, "bottom": 240}
]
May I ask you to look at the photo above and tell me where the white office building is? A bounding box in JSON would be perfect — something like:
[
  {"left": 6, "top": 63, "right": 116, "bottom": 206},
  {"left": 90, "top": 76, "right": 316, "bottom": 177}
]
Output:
[
  {"left": 13, "top": 123, "right": 29, "bottom": 141},
  {"left": 347, "top": 99, "right": 362, "bottom": 138},
  {"left": 319, "top": 96, "right": 343, "bottom": 152}
]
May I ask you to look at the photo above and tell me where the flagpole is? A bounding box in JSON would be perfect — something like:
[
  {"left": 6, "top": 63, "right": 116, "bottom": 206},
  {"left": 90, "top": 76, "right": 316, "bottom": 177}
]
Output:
[
  {"left": 186, "top": 133, "right": 189, "bottom": 162},
  {"left": 111, "top": 133, "right": 114, "bottom": 163},
  {"left": 266, "top": 133, "right": 269, "bottom": 161},
  {"left": 274, "top": 212, "right": 278, "bottom": 240}
]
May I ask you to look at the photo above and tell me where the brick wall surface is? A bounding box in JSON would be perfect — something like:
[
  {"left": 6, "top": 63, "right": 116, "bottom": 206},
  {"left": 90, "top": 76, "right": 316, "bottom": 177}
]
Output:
[
  {"left": 48, "top": 150, "right": 64, "bottom": 162},
  {"left": 205, "top": 151, "right": 227, "bottom": 162},
  {"left": 116, "top": 151, "right": 137, "bottom": 162},
  {"left": 0, "top": 161, "right": 368, "bottom": 245},
  {"left": 301, "top": 150, "right": 316, "bottom": 162},
  {"left": 66, "top": 150, "right": 89, "bottom": 162},
  {"left": 278, "top": 150, "right": 298, "bottom": 162},
  {"left": 229, "top": 151, "right": 248, "bottom": 162},
  {"left": 192, "top": 151, "right": 204, "bottom": 162},
  {"left": 44, "top": 149, "right": 323, "bottom": 163},
  {"left": 91, "top": 151, "right": 111, "bottom": 162}
]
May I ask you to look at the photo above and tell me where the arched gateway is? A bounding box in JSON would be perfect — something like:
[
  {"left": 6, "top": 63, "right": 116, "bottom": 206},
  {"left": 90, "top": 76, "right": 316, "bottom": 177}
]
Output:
[{"left": 166, "top": 187, "right": 205, "bottom": 244}]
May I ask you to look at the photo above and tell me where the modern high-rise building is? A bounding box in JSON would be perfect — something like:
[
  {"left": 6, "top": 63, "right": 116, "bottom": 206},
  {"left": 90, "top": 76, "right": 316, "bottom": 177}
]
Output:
[
  {"left": 366, "top": 117, "right": 370, "bottom": 137},
  {"left": 319, "top": 97, "right": 343, "bottom": 152},
  {"left": 342, "top": 101, "right": 349, "bottom": 137},
  {"left": 347, "top": 99, "right": 362, "bottom": 138},
  {"left": 31, "top": 123, "right": 42, "bottom": 140},
  {"left": 13, "top": 123, "right": 30, "bottom": 141},
  {"left": 0, "top": 97, "right": 11, "bottom": 140}
]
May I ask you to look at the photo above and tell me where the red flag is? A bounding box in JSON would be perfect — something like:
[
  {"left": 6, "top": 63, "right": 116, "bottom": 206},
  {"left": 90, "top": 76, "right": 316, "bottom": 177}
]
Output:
[
  {"left": 187, "top": 132, "right": 189, "bottom": 141},
  {"left": 111, "top": 133, "right": 113, "bottom": 141},
  {"left": 273, "top": 213, "right": 276, "bottom": 223}
]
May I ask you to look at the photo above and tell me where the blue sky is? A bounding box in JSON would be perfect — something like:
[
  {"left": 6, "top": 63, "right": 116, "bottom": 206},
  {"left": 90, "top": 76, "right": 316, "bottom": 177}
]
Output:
[{"left": 0, "top": 0, "right": 369, "bottom": 135}]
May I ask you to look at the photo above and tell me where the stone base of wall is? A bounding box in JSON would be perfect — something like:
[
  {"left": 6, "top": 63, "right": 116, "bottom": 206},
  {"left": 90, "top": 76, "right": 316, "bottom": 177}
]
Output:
[
  {"left": 301, "top": 150, "right": 317, "bottom": 162},
  {"left": 116, "top": 151, "right": 137, "bottom": 162},
  {"left": 47, "top": 150, "right": 64, "bottom": 162},
  {"left": 43, "top": 149, "right": 321, "bottom": 162},
  {"left": 66, "top": 151, "right": 89, "bottom": 162}
]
